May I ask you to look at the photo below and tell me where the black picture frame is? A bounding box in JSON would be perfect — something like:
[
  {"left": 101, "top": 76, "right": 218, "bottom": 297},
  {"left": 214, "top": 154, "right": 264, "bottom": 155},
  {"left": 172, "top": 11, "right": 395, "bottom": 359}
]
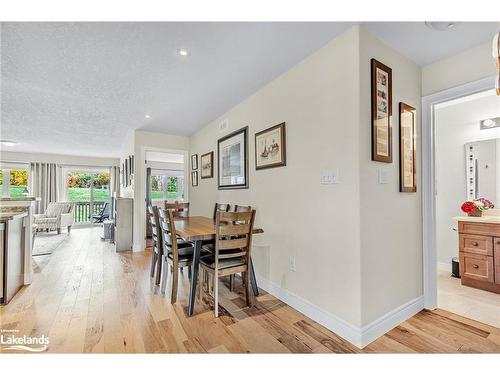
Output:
[
  {"left": 191, "top": 154, "right": 198, "bottom": 170},
  {"left": 200, "top": 151, "right": 214, "bottom": 179},
  {"left": 191, "top": 171, "right": 198, "bottom": 187},
  {"left": 217, "top": 126, "right": 248, "bottom": 190}
]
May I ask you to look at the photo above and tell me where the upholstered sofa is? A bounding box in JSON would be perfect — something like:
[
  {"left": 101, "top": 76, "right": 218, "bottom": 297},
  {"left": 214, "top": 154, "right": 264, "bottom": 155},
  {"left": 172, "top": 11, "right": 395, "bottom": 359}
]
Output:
[{"left": 34, "top": 202, "right": 74, "bottom": 234}]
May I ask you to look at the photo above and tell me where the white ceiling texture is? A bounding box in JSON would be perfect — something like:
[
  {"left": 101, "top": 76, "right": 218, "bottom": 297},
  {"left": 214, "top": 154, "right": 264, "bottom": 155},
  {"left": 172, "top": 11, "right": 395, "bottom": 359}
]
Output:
[{"left": 1, "top": 22, "right": 498, "bottom": 157}]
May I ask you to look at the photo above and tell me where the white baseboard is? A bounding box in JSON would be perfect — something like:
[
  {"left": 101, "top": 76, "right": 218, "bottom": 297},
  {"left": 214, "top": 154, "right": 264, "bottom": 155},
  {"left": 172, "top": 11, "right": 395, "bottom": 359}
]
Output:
[
  {"left": 256, "top": 275, "right": 423, "bottom": 349},
  {"left": 359, "top": 295, "right": 424, "bottom": 347},
  {"left": 255, "top": 276, "right": 363, "bottom": 347}
]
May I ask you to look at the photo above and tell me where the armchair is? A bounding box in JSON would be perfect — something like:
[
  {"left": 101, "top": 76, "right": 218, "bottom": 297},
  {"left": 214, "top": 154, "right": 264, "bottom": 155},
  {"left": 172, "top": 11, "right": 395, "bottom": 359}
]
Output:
[{"left": 34, "top": 202, "right": 74, "bottom": 234}]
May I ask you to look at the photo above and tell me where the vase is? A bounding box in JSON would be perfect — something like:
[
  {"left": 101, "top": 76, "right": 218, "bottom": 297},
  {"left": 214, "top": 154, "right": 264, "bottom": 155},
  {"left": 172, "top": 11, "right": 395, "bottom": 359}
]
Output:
[{"left": 468, "top": 209, "right": 482, "bottom": 217}]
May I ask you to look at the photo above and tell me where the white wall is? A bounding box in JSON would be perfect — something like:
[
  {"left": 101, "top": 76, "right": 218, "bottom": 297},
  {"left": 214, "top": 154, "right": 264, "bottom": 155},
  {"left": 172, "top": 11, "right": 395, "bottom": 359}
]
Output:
[
  {"left": 422, "top": 42, "right": 496, "bottom": 96},
  {"left": 132, "top": 130, "right": 189, "bottom": 251},
  {"left": 435, "top": 93, "right": 500, "bottom": 266},
  {"left": 358, "top": 28, "right": 423, "bottom": 326},
  {"left": 189, "top": 26, "right": 363, "bottom": 328}
]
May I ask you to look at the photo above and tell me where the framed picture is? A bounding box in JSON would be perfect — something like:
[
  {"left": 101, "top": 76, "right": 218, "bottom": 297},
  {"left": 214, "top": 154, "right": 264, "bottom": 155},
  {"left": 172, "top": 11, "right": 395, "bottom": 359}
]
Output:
[
  {"left": 191, "top": 171, "right": 198, "bottom": 187},
  {"left": 399, "top": 102, "right": 417, "bottom": 192},
  {"left": 371, "top": 58, "right": 392, "bottom": 163},
  {"left": 124, "top": 159, "right": 129, "bottom": 186},
  {"left": 217, "top": 126, "right": 248, "bottom": 190},
  {"left": 191, "top": 154, "right": 198, "bottom": 170},
  {"left": 200, "top": 151, "right": 214, "bottom": 179},
  {"left": 255, "top": 122, "right": 286, "bottom": 170}
]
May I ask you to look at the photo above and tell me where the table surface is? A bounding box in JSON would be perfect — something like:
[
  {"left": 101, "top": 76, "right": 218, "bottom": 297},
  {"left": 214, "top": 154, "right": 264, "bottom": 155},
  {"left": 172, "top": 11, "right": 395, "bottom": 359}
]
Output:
[{"left": 174, "top": 216, "right": 264, "bottom": 241}]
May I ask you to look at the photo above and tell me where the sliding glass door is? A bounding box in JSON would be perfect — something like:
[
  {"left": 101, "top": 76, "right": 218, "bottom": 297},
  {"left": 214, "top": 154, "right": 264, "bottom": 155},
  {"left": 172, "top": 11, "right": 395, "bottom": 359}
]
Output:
[{"left": 65, "top": 170, "right": 111, "bottom": 224}]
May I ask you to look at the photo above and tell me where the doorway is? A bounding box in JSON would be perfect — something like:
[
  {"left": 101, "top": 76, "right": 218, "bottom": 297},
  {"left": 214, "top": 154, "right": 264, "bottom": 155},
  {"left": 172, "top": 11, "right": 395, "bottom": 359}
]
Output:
[
  {"left": 144, "top": 150, "right": 187, "bottom": 239},
  {"left": 423, "top": 77, "right": 500, "bottom": 329},
  {"left": 64, "top": 168, "right": 111, "bottom": 225}
]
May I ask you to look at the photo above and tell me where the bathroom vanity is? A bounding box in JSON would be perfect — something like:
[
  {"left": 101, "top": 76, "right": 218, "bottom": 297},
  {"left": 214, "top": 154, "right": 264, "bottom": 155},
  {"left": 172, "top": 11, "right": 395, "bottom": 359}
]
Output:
[{"left": 455, "top": 215, "right": 500, "bottom": 294}]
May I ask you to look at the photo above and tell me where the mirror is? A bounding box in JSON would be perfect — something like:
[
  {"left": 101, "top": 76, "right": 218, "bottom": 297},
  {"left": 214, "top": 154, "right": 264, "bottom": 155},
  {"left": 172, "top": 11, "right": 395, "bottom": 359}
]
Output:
[{"left": 465, "top": 138, "right": 500, "bottom": 204}]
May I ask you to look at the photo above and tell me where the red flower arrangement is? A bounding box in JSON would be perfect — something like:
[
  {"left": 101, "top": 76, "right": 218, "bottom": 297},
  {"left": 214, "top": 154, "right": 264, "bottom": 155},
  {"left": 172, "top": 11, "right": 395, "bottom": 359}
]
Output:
[
  {"left": 460, "top": 201, "right": 477, "bottom": 214},
  {"left": 461, "top": 198, "right": 495, "bottom": 217}
]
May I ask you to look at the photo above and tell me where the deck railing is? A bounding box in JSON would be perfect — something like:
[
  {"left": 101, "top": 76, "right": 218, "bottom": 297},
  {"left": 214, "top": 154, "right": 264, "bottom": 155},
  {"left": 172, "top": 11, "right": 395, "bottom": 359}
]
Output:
[{"left": 72, "top": 201, "right": 108, "bottom": 223}]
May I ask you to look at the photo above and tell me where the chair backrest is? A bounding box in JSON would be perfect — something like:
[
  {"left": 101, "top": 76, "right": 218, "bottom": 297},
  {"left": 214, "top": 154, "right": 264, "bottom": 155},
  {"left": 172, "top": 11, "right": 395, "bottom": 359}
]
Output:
[
  {"left": 214, "top": 210, "right": 256, "bottom": 269},
  {"left": 234, "top": 205, "right": 251, "bottom": 212},
  {"left": 213, "top": 203, "right": 230, "bottom": 220},
  {"left": 148, "top": 205, "right": 163, "bottom": 255},
  {"left": 102, "top": 202, "right": 110, "bottom": 215},
  {"left": 164, "top": 201, "right": 190, "bottom": 218},
  {"left": 46, "top": 202, "right": 73, "bottom": 217},
  {"left": 159, "top": 208, "right": 178, "bottom": 260}
]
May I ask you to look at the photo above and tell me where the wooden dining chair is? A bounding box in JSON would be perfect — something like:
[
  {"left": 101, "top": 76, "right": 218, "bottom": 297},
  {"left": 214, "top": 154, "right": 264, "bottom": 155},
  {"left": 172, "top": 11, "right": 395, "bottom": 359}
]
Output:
[
  {"left": 164, "top": 201, "right": 190, "bottom": 218},
  {"left": 158, "top": 208, "right": 200, "bottom": 303},
  {"left": 213, "top": 203, "right": 230, "bottom": 220},
  {"left": 148, "top": 205, "right": 163, "bottom": 285},
  {"left": 234, "top": 205, "right": 251, "bottom": 213},
  {"left": 200, "top": 210, "right": 256, "bottom": 317}
]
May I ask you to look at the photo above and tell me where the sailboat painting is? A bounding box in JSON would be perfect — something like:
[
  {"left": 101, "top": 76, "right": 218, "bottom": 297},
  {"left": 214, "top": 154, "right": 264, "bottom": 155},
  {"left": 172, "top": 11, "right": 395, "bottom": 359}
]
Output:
[{"left": 255, "top": 122, "right": 286, "bottom": 170}]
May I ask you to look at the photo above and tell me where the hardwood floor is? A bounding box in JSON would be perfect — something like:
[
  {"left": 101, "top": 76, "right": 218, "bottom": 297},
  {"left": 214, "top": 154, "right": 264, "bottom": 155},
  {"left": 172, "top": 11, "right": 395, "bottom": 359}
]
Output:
[{"left": 1, "top": 227, "right": 500, "bottom": 353}]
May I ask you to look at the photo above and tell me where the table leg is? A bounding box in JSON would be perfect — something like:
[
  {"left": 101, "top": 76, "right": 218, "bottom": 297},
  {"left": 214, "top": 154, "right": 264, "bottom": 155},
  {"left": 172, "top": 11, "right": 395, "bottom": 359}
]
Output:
[
  {"left": 188, "top": 239, "right": 202, "bottom": 316},
  {"left": 249, "top": 257, "right": 259, "bottom": 296}
]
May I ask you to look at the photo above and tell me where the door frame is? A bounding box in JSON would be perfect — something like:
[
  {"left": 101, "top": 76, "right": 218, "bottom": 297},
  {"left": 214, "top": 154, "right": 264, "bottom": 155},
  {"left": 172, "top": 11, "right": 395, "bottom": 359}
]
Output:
[{"left": 422, "top": 76, "right": 496, "bottom": 310}]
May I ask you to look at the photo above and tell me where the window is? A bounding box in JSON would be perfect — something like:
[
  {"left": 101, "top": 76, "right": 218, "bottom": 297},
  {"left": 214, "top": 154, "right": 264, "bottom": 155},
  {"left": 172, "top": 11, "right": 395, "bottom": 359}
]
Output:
[
  {"left": 64, "top": 168, "right": 111, "bottom": 224},
  {"left": 0, "top": 164, "right": 30, "bottom": 198},
  {"left": 150, "top": 171, "right": 185, "bottom": 201}
]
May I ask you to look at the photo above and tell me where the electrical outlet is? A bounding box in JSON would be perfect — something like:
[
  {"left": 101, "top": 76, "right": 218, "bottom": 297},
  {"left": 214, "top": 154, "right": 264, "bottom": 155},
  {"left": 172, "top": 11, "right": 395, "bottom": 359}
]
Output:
[{"left": 288, "top": 257, "right": 296, "bottom": 272}]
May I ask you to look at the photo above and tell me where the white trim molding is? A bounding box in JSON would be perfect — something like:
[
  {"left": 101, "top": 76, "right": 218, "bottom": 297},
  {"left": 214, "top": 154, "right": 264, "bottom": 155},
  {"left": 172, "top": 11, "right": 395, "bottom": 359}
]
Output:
[
  {"left": 359, "top": 296, "right": 424, "bottom": 347},
  {"left": 256, "top": 275, "right": 423, "bottom": 349},
  {"left": 422, "top": 76, "right": 496, "bottom": 310}
]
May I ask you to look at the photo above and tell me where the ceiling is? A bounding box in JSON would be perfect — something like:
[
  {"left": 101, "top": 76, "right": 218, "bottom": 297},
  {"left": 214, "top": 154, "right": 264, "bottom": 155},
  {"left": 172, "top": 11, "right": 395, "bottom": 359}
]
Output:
[
  {"left": 436, "top": 89, "right": 500, "bottom": 129},
  {"left": 1, "top": 22, "right": 498, "bottom": 158}
]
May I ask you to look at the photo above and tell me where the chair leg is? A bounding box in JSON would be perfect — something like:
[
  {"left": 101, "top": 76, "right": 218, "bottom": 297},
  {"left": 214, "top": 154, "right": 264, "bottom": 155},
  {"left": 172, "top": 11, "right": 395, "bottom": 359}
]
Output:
[
  {"left": 229, "top": 275, "right": 234, "bottom": 292},
  {"left": 171, "top": 266, "right": 179, "bottom": 304},
  {"left": 188, "top": 266, "right": 192, "bottom": 280},
  {"left": 214, "top": 270, "right": 219, "bottom": 318},
  {"left": 67, "top": 225, "right": 71, "bottom": 233},
  {"left": 244, "top": 270, "right": 252, "bottom": 307},
  {"left": 150, "top": 253, "right": 157, "bottom": 278},
  {"left": 57, "top": 228, "right": 61, "bottom": 235},
  {"left": 155, "top": 254, "right": 162, "bottom": 286},
  {"left": 161, "top": 256, "right": 169, "bottom": 294}
]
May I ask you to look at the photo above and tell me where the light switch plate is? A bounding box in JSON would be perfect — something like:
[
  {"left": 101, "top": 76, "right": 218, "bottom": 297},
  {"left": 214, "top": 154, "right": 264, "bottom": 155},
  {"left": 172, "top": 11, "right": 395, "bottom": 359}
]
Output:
[
  {"left": 320, "top": 170, "right": 339, "bottom": 184},
  {"left": 378, "top": 168, "right": 388, "bottom": 184}
]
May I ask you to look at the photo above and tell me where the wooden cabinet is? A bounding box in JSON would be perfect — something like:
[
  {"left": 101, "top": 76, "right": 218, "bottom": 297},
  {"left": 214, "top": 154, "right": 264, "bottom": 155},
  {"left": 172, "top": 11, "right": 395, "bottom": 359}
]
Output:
[{"left": 458, "top": 221, "right": 500, "bottom": 293}]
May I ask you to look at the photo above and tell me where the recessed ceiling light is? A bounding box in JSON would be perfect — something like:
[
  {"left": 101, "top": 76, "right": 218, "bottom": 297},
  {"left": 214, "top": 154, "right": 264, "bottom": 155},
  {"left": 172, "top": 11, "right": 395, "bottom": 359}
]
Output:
[
  {"left": 0, "top": 140, "right": 18, "bottom": 147},
  {"left": 425, "top": 22, "right": 458, "bottom": 31},
  {"left": 480, "top": 118, "right": 500, "bottom": 130},
  {"left": 177, "top": 48, "right": 189, "bottom": 57},
  {"left": 145, "top": 114, "right": 151, "bottom": 119}
]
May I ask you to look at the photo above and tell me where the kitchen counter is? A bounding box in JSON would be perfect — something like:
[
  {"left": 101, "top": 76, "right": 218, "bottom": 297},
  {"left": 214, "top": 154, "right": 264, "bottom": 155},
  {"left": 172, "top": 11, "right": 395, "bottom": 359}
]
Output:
[
  {"left": 0, "top": 198, "right": 38, "bottom": 286},
  {"left": 1, "top": 211, "right": 27, "bottom": 304},
  {"left": 0, "top": 197, "right": 39, "bottom": 202},
  {"left": 0, "top": 211, "right": 28, "bottom": 221}
]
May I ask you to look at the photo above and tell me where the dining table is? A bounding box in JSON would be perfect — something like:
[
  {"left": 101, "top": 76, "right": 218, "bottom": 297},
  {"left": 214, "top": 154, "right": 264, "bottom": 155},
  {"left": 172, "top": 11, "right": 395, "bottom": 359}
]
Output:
[{"left": 174, "top": 215, "right": 264, "bottom": 316}]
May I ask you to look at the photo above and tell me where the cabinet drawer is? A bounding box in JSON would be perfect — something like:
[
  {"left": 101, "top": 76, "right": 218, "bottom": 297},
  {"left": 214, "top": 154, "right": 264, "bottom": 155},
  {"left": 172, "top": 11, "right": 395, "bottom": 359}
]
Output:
[
  {"left": 459, "top": 252, "right": 494, "bottom": 283},
  {"left": 495, "top": 238, "right": 500, "bottom": 285},
  {"left": 459, "top": 234, "right": 493, "bottom": 256},
  {"left": 459, "top": 221, "right": 500, "bottom": 236}
]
